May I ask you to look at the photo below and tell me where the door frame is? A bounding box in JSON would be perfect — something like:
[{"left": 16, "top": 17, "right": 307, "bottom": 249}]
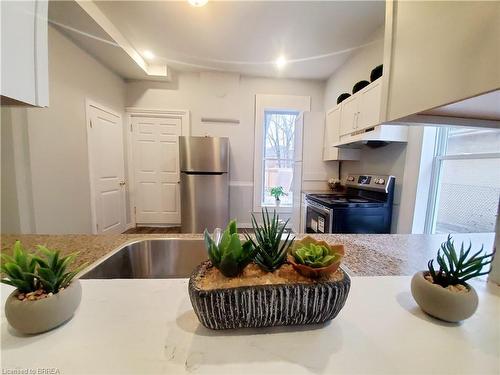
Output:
[
  {"left": 85, "top": 98, "right": 126, "bottom": 234},
  {"left": 125, "top": 108, "right": 190, "bottom": 227}
]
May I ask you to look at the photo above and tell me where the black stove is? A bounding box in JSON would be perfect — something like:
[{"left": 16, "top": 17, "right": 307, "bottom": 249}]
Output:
[
  {"left": 306, "top": 193, "right": 384, "bottom": 208},
  {"left": 305, "top": 174, "right": 395, "bottom": 234}
]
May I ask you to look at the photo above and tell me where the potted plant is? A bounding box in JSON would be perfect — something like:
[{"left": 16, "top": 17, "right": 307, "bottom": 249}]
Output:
[
  {"left": 411, "top": 235, "right": 494, "bottom": 322},
  {"left": 189, "top": 210, "right": 351, "bottom": 330},
  {"left": 203, "top": 220, "right": 255, "bottom": 277},
  {"left": 1, "top": 241, "right": 86, "bottom": 334},
  {"left": 288, "top": 236, "right": 345, "bottom": 278},
  {"left": 269, "top": 186, "right": 287, "bottom": 206},
  {"left": 327, "top": 177, "right": 342, "bottom": 192},
  {"left": 245, "top": 208, "right": 294, "bottom": 272}
]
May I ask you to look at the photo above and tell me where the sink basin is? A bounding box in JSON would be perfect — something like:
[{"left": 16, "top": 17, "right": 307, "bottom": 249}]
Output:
[{"left": 81, "top": 239, "right": 207, "bottom": 279}]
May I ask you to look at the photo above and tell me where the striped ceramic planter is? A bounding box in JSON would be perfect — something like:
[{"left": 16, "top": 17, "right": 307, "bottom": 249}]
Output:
[{"left": 188, "top": 261, "right": 351, "bottom": 330}]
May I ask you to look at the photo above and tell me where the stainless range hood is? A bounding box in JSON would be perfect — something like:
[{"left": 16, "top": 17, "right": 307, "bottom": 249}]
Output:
[{"left": 333, "top": 124, "right": 408, "bottom": 149}]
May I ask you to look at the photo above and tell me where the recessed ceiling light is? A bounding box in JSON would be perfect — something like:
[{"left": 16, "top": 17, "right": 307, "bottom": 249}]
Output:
[
  {"left": 143, "top": 50, "right": 155, "bottom": 60},
  {"left": 275, "top": 56, "right": 287, "bottom": 69},
  {"left": 188, "top": 0, "right": 208, "bottom": 7}
]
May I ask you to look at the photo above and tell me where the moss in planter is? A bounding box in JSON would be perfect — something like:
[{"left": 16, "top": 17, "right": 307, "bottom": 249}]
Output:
[{"left": 195, "top": 262, "right": 345, "bottom": 290}]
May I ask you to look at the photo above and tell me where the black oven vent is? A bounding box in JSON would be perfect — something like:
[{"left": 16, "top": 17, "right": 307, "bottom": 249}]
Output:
[{"left": 363, "top": 140, "right": 389, "bottom": 148}]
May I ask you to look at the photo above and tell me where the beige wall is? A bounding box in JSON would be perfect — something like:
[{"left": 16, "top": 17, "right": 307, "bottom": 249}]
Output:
[
  {"left": 127, "top": 72, "right": 329, "bottom": 224},
  {"left": 324, "top": 25, "right": 384, "bottom": 110},
  {"left": 1, "top": 108, "right": 21, "bottom": 233},
  {"left": 4, "top": 26, "right": 126, "bottom": 234}
]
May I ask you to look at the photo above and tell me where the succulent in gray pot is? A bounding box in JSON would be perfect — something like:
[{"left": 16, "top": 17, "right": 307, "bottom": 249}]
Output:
[
  {"left": 411, "top": 235, "right": 494, "bottom": 323},
  {"left": 189, "top": 212, "right": 351, "bottom": 330},
  {"left": 1, "top": 241, "right": 86, "bottom": 334}
]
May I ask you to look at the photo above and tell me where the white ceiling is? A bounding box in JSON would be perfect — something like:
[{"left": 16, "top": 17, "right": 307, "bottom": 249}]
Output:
[{"left": 49, "top": 1, "right": 385, "bottom": 80}]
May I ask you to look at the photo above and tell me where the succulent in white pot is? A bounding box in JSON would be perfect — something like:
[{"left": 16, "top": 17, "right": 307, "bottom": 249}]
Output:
[
  {"left": 411, "top": 235, "right": 494, "bottom": 323},
  {"left": 1, "top": 241, "right": 86, "bottom": 334}
]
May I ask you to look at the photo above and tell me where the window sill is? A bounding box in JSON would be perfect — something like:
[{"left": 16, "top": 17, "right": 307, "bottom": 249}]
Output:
[{"left": 255, "top": 205, "right": 293, "bottom": 214}]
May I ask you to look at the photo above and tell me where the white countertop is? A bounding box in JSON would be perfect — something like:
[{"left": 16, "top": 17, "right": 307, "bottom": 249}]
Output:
[{"left": 1, "top": 277, "right": 499, "bottom": 375}]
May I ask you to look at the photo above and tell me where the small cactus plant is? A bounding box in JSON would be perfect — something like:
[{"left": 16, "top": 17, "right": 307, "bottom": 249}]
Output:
[
  {"left": 427, "top": 235, "right": 494, "bottom": 288},
  {"left": 245, "top": 208, "right": 294, "bottom": 272},
  {"left": 204, "top": 220, "right": 255, "bottom": 277}
]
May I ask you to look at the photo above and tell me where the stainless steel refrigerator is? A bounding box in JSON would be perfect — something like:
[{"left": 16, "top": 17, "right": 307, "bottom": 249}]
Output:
[{"left": 179, "top": 136, "right": 229, "bottom": 233}]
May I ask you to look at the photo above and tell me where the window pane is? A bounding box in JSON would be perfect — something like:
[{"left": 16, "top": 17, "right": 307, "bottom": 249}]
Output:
[
  {"left": 262, "top": 111, "right": 297, "bottom": 207},
  {"left": 435, "top": 158, "right": 500, "bottom": 233},
  {"left": 262, "top": 159, "right": 293, "bottom": 207},
  {"left": 446, "top": 128, "right": 500, "bottom": 155},
  {"left": 264, "top": 112, "right": 296, "bottom": 159}
]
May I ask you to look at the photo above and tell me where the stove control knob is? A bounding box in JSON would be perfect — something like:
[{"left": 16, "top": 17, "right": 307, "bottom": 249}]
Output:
[
  {"left": 378, "top": 178, "right": 385, "bottom": 184},
  {"left": 347, "top": 176, "right": 354, "bottom": 181}
]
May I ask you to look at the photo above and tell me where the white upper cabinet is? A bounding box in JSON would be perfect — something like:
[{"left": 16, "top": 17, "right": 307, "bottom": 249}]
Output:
[
  {"left": 357, "top": 81, "right": 382, "bottom": 130},
  {"left": 1, "top": 0, "right": 48, "bottom": 107},
  {"left": 323, "top": 106, "right": 360, "bottom": 161},
  {"left": 339, "top": 95, "right": 358, "bottom": 136},
  {"left": 339, "top": 80, "right": 382, "bottom": 137},
  {"left": 384, "top": 1, "right": 500, "bottom": 126}
]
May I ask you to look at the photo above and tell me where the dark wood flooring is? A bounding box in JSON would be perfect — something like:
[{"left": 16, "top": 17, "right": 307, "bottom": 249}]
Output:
[
  {"left": 122, "top": 226, "right": 181, "bottom": 234},
  {"left": 122, "top": 226, "right": 255, "bottom": 234}
]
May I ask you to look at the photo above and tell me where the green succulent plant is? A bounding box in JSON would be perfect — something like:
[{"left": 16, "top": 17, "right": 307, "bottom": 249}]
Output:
[
  {"left": 245, "top": 208, "right": 294, "bottom": 272},
  {"left": 1, "top": 241, "right": 86, "bottom": 294},
  {"left": 31, "top": 245, "right": 86, "bottom": 293},
  {"left": 291, "top": 243, "right": 341, "bottom": 269},
  {"left": 1, "top": 241, "right": 38, "bottom": 292},
  {"left": 427, "top": 235, "right": 494, "bottom": 288},
  {"left": 204, "top": 220, "right": 255, "bottom": 277}
]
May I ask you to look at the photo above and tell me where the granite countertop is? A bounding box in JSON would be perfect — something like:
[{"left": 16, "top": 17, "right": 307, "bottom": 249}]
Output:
[{"left": 1, "top": 233, "right": 495, "bottom": 277}]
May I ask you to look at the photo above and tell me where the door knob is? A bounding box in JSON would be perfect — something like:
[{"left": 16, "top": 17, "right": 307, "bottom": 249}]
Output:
[{"left": 119, "top": 181, "right": 126, "bottom": 186}]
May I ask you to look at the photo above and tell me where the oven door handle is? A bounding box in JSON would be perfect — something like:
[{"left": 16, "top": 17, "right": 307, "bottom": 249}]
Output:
[{"left": 306, "top": 200, "right": 332, "bottom": 216}]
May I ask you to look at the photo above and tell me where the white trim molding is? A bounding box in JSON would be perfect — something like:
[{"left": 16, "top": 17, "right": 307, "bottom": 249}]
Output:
[
  {"left": 253, "top": 94, "right": 311, "bottom": 212},
  {"left": 229, "top": 181, "right": 254, "bottom": 187}
]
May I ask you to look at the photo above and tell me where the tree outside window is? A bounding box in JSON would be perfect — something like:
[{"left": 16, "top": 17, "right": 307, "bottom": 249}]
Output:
[{"left": 262, "top": 111, "right": 298, "bottom": 207}]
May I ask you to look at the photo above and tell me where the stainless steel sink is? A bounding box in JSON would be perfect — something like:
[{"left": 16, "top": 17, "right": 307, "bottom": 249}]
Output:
[{"left": 81, "top": 239, "right": 208, "bottom": 279}]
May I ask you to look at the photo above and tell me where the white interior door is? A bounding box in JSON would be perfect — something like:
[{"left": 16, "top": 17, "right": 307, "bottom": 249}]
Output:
[
  {"left": 87, "top": 103, "right": 126, "bottom": 234},
  {"left": 132, "top": 116, "right": 181, "bottom": 224}
]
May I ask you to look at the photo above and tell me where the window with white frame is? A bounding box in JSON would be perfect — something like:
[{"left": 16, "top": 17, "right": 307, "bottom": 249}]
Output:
[
  {"left": 425, "top": 127, "right": 500, "bottom": 234},
  {"left": 261, "top": 111, "right": 298, "bottom": 207}
]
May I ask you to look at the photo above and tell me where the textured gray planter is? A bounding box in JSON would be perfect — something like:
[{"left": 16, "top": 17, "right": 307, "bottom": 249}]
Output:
[
  {"left": 189, "top": 261, "right": 351, "bottom": 330},
  {"left": 411, "top": 271, "right": 478, "bottom": 322},
  {"left": 5, "top": 280, "right": 82, "bottom": 334}
]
